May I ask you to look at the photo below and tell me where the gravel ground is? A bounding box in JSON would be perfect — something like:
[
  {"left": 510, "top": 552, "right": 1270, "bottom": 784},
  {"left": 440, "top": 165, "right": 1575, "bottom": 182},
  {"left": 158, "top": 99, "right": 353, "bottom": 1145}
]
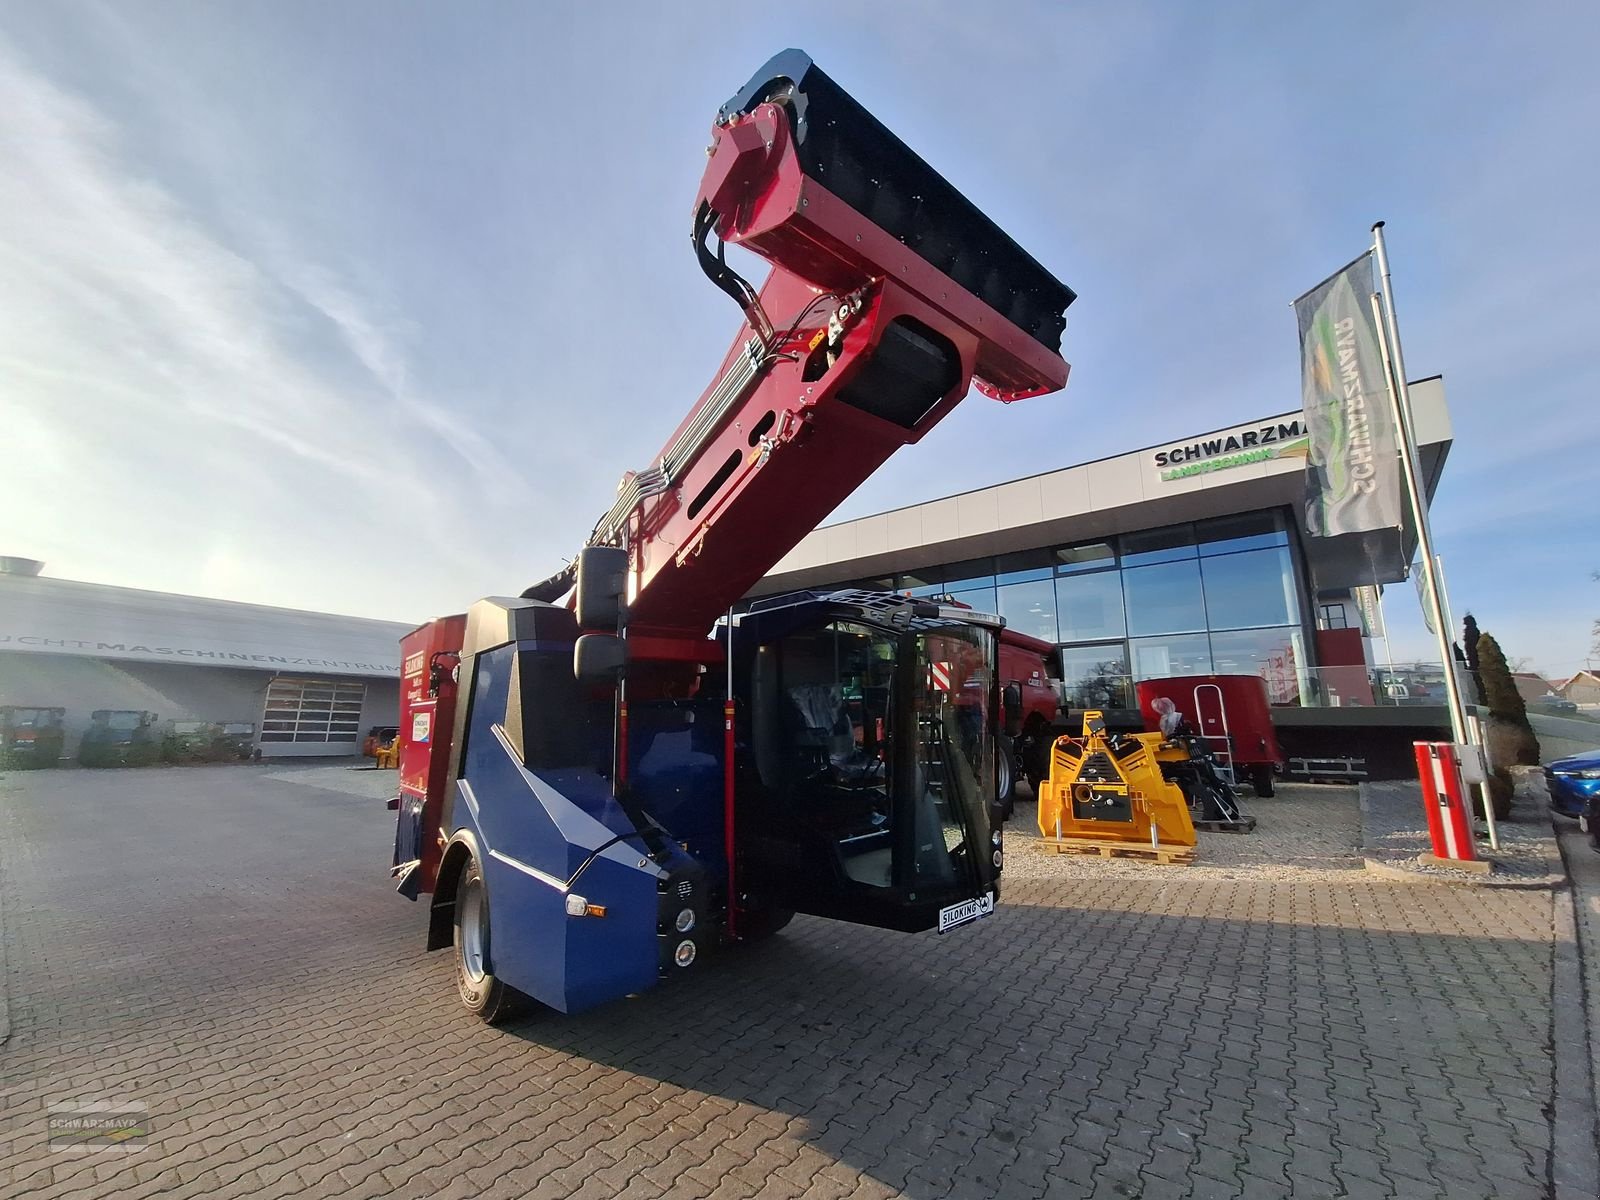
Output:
[
  {"left": 1360, "top": 779, "right": 1564, "bottom": 886},
  {"left": 1003, "top": 781, "right": 1363, "bottom": 882}
]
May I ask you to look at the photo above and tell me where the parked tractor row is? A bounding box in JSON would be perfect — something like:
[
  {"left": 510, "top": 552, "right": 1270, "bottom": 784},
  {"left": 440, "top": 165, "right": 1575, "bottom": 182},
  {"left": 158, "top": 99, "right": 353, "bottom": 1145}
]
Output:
[{"left": 0, "top": 706, "right": 256, "bottom": 768}]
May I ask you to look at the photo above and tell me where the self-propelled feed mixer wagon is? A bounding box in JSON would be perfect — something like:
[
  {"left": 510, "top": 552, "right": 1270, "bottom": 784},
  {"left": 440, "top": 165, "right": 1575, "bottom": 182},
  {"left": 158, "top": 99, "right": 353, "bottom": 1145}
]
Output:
[{"left": 390, "top": 51, "right": 1076, "bottom": 1020}]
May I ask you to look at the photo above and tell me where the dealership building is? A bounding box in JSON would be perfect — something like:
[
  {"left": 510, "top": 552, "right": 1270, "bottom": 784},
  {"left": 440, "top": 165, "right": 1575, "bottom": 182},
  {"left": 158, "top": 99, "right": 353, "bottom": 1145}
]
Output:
[
  {"left": 750, "top": 377, "right": 1454, "bottom": 779},
  {"left": 0, "top": 560, "right": 411, "bottom": 761}
]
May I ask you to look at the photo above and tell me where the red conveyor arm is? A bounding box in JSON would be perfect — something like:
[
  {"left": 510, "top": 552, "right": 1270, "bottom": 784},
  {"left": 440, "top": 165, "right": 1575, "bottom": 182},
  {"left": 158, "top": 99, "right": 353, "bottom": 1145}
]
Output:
[{"left": 591, "top": 51, "right": 1076, "bottom": 646}]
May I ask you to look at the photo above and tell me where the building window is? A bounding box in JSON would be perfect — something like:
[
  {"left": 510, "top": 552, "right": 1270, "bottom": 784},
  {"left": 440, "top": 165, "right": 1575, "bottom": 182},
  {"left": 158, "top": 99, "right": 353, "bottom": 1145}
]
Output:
[
  {"left": 841, "top": 505, "right": 1310, "bottom": 707},
  {"left": 1198, "top": 547, "right": 1297, "bottom": 630},
  {"left": 1320, "top": 603, "right": 1349, "bottom": 630},
  {"left": 260, "top": 678, "right": 366, "bottom": 744},
  {"left": 1123, "top": 559, "right": 1208, "bottom": 636},
  {"left": 1209, "top": 628, "right": 1305, "bottom": 704},
  {"left": 997, "top": 576, "right": 1058, "bottom": 642},
  {"left": 1056, "top": 570, "right": 1125, "bottom": 642},
  {"left": 1128, "top": 633, "right": 1213, "bottom": 680},
  {"left": 1120, "top": 524, "right": 1197, "bottom": 567},
  {"left": 1058, "top": 644, "right": 1130, "bottom": 710},
  {"left": 1195, "top": 511, "right": 1290, "bottom": 556},
  {"left": 946, "top": 585, "right": 998, "bottom": 614}
]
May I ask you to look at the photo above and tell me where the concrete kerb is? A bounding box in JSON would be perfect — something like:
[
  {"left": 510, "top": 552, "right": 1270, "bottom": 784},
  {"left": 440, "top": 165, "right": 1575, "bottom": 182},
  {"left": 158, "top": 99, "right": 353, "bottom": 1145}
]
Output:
[
  {"left": 0, "top": 786, "right": 11, "bottom": 1046},
  {"left": 1552, "top": 830, "right": 1600, "bottom": 1200}
]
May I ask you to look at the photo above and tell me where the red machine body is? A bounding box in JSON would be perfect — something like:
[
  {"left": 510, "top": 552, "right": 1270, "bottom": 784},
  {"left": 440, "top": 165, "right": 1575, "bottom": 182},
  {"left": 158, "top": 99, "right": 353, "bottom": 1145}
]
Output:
[
  {"left": 396, "top": 614, "right": 467, "bottom": 893},
  {"left": 999, "top": 629, "right": 1060, "bottom": 733},
  {"left": 1136, "top": 675, "right": 1283, "bottom": 791}
]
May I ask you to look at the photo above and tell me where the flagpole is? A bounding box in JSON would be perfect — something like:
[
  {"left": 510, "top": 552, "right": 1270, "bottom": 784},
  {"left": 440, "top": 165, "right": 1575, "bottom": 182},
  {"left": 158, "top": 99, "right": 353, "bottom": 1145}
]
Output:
[{"left": 1369, "top": 222, "right": 1470, "bottom": 749}]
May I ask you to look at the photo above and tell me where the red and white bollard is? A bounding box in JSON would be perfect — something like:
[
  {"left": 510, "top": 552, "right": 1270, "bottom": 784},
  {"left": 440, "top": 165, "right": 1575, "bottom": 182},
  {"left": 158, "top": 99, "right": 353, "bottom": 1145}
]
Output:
[{"left": 1413, "top": 741, "right": 1478, "bottom": 863}]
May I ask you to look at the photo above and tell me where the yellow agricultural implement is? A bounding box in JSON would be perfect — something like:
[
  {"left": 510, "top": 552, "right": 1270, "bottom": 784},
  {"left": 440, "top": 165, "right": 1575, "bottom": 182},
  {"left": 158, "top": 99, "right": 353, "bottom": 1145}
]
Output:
[
  {"left": 1036, "top": 711, "right": 1196, "bottom": 863},
  {"left": 374, "top": 735, "right": 401, "bottom": 770}
]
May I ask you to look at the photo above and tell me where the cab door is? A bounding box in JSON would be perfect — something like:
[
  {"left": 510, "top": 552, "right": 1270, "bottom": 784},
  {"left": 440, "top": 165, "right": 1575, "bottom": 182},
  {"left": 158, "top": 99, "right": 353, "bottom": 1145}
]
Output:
[{"left": 743, "top": 619, "right": 999, "bottom": 933}]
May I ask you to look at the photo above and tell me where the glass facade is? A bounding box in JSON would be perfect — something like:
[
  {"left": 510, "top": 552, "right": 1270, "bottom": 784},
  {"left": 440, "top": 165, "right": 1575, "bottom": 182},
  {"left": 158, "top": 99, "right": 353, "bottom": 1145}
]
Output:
[{"left": 835, "top": 509, "right": 1310, "bottom": 706}]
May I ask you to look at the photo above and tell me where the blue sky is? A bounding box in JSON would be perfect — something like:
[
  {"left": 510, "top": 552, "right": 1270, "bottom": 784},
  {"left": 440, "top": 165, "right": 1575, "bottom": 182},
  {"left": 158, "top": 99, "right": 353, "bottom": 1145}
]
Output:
[{"left": 2, "top": 2, "right": 1596, "bottom": 677}]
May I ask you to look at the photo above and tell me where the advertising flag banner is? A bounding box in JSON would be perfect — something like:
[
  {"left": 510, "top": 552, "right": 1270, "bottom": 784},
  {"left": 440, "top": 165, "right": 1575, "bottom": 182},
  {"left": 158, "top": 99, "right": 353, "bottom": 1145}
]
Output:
[
  {"left": 1413, "top": 558, "right": 1437, "bottom": 634},
  {"left": 1352, "top": 585, "right": 1386, "bottom": 638},
  {"left": 1293, "top": 254, "right": 1404, "bottom": 543}
]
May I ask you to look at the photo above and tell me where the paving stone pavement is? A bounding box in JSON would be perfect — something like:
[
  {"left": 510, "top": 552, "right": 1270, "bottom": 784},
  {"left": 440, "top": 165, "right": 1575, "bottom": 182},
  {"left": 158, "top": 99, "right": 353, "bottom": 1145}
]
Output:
[{"left": 0, "top": 765, "right": 1569, "bottom": 1199}]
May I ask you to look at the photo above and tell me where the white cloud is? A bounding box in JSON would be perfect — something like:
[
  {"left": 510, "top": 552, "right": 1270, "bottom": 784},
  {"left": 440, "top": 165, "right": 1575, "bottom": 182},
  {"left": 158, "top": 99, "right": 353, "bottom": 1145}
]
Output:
[{"left": 0, "top": 31, "right": 521, "bottom": 617}]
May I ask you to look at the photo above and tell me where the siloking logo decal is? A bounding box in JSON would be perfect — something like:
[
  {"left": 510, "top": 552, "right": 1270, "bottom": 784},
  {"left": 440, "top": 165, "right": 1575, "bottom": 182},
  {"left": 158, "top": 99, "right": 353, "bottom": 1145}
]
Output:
[
  {"left": 938, "top": 890, "right": 995, "bottom": 933},
  {"left": 1153, "top": 419, "right": 1309, "bottom": 481}
]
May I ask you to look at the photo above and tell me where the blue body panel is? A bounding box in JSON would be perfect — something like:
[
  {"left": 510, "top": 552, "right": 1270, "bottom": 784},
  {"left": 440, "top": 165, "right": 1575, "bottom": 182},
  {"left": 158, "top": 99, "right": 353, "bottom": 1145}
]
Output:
[
  {"left": 628, "top": 698, "right": 728, "bottom": 876},
  {"left": 455, "top": 643, "right": 666, "bottom": 1014}
]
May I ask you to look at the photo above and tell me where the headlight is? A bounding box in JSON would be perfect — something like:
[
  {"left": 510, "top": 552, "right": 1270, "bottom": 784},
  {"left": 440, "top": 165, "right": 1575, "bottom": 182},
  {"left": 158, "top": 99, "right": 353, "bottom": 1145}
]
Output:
[
  {"left": 1576, "top": 769, "right": 1600, "bottom": 780},
  {"left": 675, "top": 908, "right": 696, "bottom": 933},
  {"left": 674, "top": 939, "right": 697, "bottom": 968}
]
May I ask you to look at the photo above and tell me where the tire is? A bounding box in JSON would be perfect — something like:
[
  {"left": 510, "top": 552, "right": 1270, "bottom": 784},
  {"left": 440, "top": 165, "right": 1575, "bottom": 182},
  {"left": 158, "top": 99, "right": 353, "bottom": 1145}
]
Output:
[
  {"left": 452, "top": 854, "right": 526, "bottom": 1023},
  {"left": 995, "top": 734, "right": 1015, "bottom": 820},
  {"left": 1250, "top": 764, "right": 1276, "bottom": 798},
  {"left": 738, "top": 907, "right": 794, "bottom": 942}
]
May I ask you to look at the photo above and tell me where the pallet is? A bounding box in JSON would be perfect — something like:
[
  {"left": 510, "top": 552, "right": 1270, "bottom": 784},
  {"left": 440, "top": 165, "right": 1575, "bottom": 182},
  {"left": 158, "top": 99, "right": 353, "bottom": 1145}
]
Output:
[
  {"left": 1193, "top": 816, "right": 1257, "bottom": 834},
  {"left": 1039, "top": 836, "right": 1195, "bottom": 865}
]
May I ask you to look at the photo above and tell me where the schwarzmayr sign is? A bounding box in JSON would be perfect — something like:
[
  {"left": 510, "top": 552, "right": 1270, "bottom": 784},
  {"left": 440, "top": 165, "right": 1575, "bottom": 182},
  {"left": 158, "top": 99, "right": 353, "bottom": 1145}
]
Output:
[{"left": 1153, "top": 418, "right": 1310, "bottom": 481}]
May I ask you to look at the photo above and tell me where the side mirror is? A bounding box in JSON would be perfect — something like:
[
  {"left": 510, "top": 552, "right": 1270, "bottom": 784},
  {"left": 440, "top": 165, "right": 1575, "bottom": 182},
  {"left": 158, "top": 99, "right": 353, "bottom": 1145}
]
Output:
[
  {"left": 574, "top": 633, "right": 627, "bottom": 683},
  {"left": 576, "top": 546, "right": 629, "bottom": 630},
  {"left": 1001, "top": 682, "right": 1023, "bottom": 736}
]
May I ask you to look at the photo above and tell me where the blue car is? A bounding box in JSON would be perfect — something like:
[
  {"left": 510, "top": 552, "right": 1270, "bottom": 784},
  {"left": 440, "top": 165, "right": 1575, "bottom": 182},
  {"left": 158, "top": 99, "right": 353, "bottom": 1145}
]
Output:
[{"left": 1546, "top": 750, "right": 1600, "bottom": 837}]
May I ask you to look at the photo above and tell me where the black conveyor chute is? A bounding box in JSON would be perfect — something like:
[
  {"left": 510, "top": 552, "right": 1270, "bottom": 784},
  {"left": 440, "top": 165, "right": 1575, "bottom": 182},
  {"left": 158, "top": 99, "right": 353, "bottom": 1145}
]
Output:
[
  {"left": 720, "top": 50, "right": 1076, "bottom": 354},
  {"left": 521, "top": 562, "right": 577, "bottom": 603}
]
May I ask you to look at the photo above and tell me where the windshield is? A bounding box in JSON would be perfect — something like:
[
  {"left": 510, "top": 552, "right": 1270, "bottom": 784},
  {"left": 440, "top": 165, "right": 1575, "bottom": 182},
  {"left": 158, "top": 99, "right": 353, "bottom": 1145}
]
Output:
[{"left": 6, "top": 709, "right": 58, "bottom": 727}]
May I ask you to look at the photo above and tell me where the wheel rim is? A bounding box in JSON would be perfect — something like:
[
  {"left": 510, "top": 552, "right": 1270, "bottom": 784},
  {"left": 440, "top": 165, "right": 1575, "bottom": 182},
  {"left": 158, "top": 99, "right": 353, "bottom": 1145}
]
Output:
[
  {"left": 997, "top": 747, "right": 1012, "bottom": 799},
  {"left": 458, "top": 877, "right": 487, "bottom": 982}
]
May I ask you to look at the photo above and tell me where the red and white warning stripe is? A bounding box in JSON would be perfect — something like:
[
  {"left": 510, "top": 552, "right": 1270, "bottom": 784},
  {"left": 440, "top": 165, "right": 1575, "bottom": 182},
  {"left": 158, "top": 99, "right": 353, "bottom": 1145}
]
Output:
[
  {"left": 1413, "top": 741, "right": 1477, "bottom": 862},
  {"left": 930, "top": 661, "right": 953, "bottom": 692}
]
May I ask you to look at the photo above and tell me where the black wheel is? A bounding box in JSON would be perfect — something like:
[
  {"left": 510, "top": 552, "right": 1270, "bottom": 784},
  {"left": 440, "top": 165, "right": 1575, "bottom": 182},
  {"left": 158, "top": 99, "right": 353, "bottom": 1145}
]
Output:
[
  {"left": 1250, "top": 764, "right": 1276, "bottom": 798},
  {"left": 996, "top": 734, "right": 1016, "bottom": 819},
  {"left": 453, "top": 854, "right": 526, "bottom": 1023},
  {"left": 738, "top": 907, "right": 794, "bottom": 942}
]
